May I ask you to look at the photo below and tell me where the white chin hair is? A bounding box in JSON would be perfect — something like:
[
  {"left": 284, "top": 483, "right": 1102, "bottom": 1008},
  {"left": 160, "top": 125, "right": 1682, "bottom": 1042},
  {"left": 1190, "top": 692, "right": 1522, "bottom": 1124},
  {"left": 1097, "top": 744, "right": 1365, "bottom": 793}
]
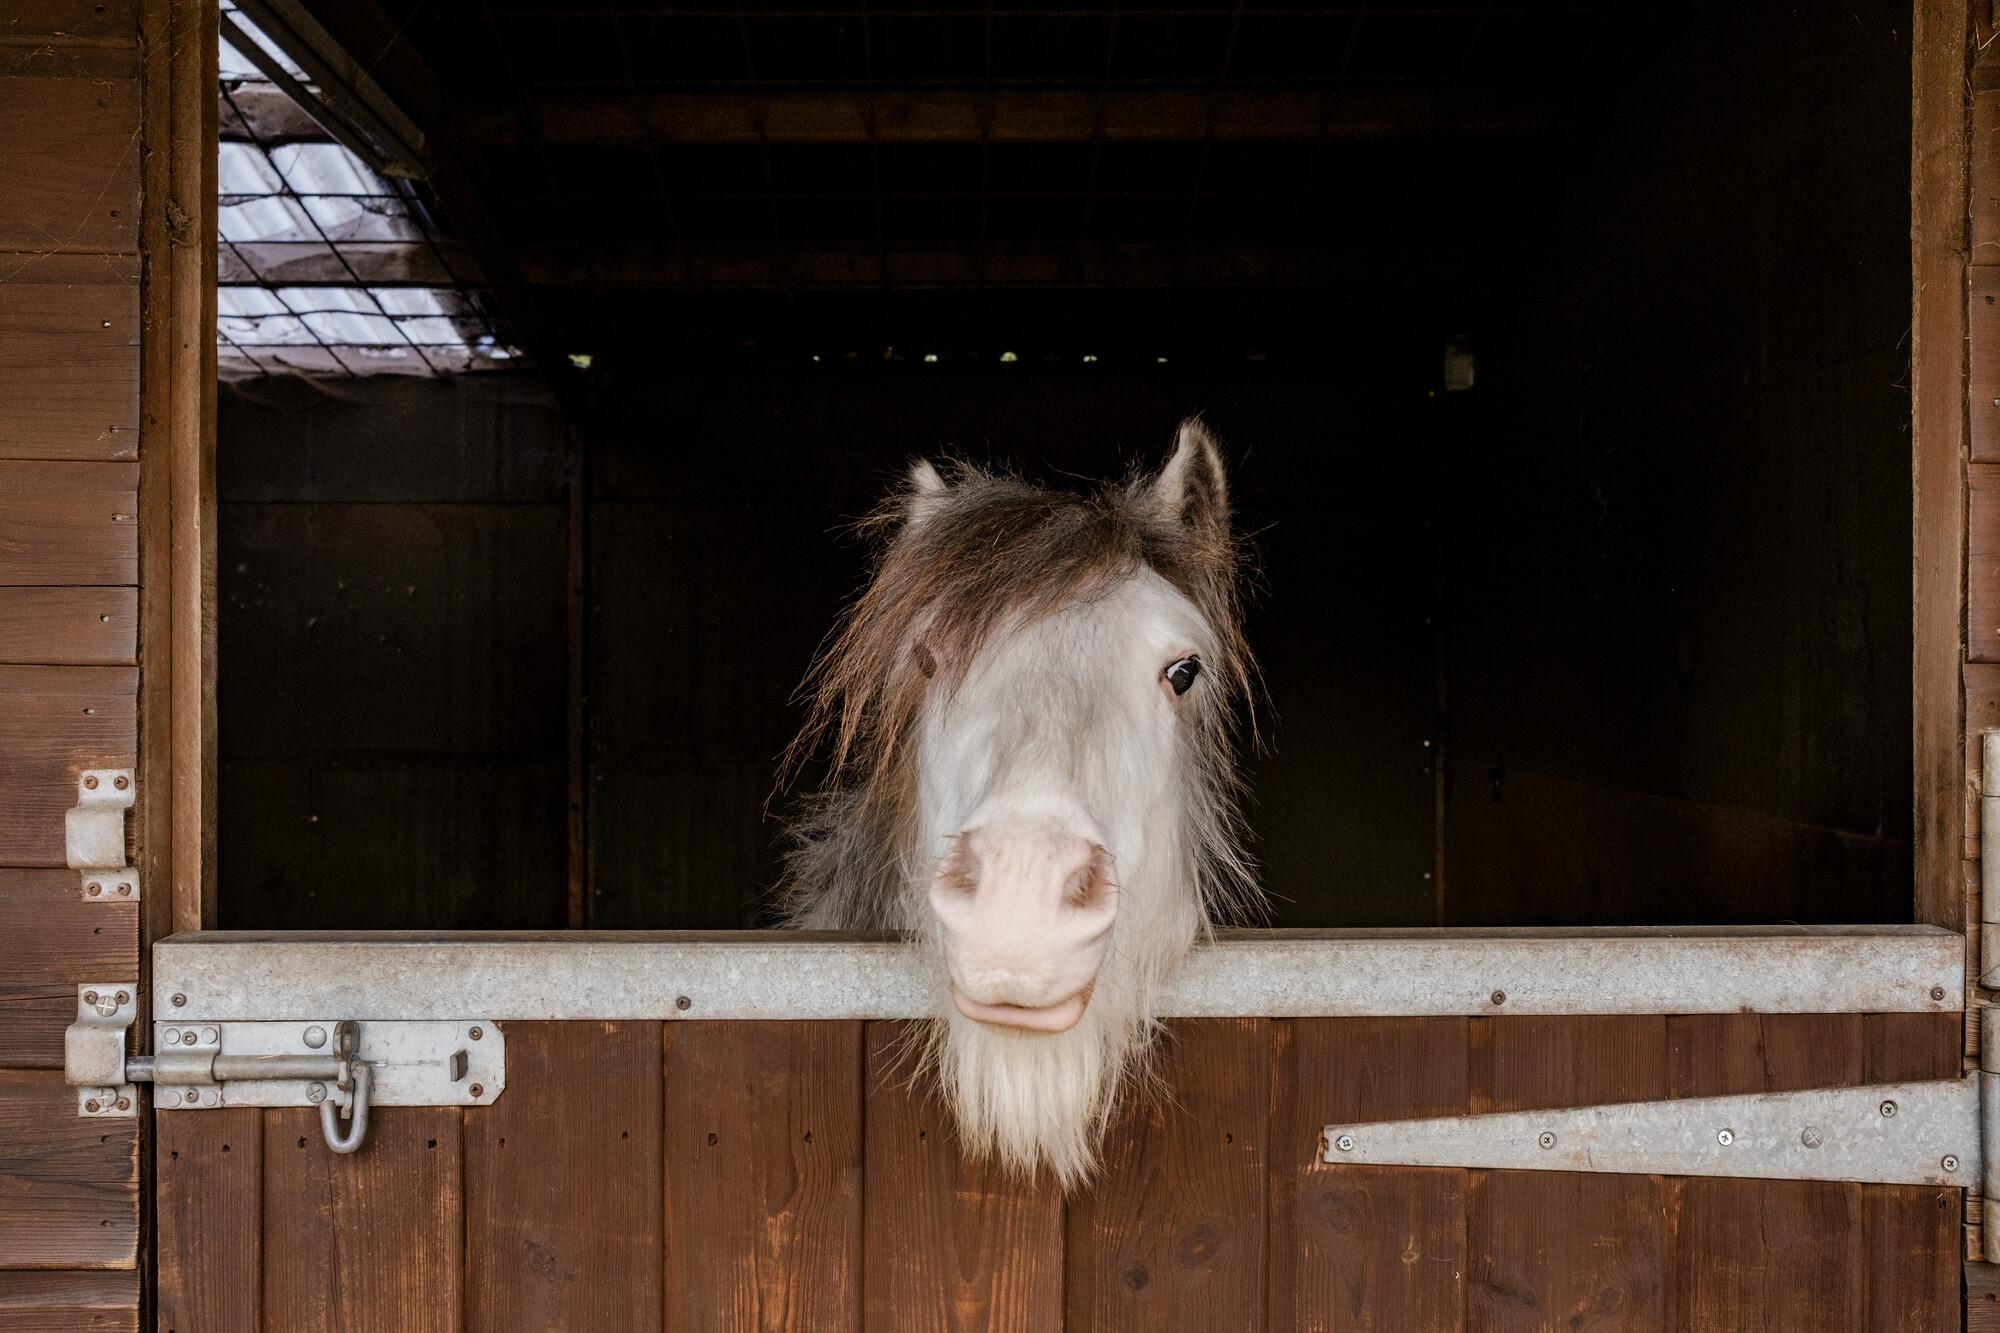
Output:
[{"left": 927, "top": 975, "right": 1149, "bottom": 1190}]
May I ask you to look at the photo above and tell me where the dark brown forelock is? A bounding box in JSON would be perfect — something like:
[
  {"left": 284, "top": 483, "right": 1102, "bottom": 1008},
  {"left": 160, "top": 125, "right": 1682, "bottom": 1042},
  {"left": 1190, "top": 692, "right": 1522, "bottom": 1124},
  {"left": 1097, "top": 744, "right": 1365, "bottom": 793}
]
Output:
[{"left": 782, "top": 460, "right": 1251, "bottom": 812}]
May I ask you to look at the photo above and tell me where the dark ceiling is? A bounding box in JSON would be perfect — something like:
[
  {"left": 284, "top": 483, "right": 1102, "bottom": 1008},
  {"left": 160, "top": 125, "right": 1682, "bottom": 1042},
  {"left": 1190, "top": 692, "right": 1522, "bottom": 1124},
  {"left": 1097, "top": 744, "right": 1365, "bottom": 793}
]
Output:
[{"left": 321, "top": 0, "right": 1674, "bottom": 365}]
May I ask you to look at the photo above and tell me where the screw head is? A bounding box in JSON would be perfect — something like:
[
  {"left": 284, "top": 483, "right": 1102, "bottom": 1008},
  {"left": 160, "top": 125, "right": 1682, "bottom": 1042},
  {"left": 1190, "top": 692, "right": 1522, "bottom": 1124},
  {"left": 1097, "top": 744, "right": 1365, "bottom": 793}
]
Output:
[
  {"left": 116, "top": 991, "right": 128, "bottom": 1005},
  {"left": 116, "top": 882, "right": 130, "bottom": 896},
  {"left": 1880, "top": 1100, "right": 1898, "bottom": 1118},
  {"left": 84, "top": 1099, "right": 100, "bottom": 1113},
  {"left": 676, "top": 996, "right": 692, "bottom": 1011},
  {"left": 1932, "top": 986, "right": 1947, "bottom": 1001},
  {"left": 1944, "top": 1154, "right": 1961, "bottom": 1172},
  {"left": 84, "top": 775, "right": 99, "bottom": 790},
  {"left": 1538, "top": 1131, "right": 1557, "bottom": 1150},
  {"left": 469, "top": 1026, "right": 482, "bottom": 1040},
  {"left": 1717, "top": 1128, "right": 1735, "bottom": 1146},
  {"left": 1801, "top": 1126, "right": 1823, "bottom": 1148},
  {"left": 469, "top": 1083, "right": 484, "bottom": 1098},
  {"left": 303, "top": 1025, "right": 327, "bottom": 1049},
  {"left": 83, "top": 990, "right": 98, "bottom": 1005},
  {"left": 86, "top": 882, "right": 101, "bottom": 896},
  {"left": 306, "top": 1082, "right": 327, "bottom": 1104},
  {"left": 114, "top": 1096, "right": 129, "bottom": 1111},
  {"left": 1490, "top": 990, "right": 1507, "bottom": 1006},
  {"left": 171, "top": 993, "right": 186, "bottom": 1008},
  {"left": 1333, "top": 1133, "right": 1355, "bottom": 1152},
  {"left": 113, "top": 775, "right": 129, "bottom": 790}
]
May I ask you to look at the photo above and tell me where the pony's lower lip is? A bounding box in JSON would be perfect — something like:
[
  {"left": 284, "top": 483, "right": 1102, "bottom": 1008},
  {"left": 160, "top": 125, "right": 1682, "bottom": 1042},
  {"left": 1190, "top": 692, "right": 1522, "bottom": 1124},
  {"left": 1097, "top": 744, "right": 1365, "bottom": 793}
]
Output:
[{"left": 950, "top": 984, "right": 1089, "bottom": 1033}]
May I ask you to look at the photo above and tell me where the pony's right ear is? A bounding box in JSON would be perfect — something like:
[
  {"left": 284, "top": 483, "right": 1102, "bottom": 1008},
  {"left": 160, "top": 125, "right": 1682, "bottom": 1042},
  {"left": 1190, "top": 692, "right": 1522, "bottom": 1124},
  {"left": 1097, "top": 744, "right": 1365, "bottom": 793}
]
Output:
[{"left": 902, "top": 459, "right": 950, "bottom": 530}]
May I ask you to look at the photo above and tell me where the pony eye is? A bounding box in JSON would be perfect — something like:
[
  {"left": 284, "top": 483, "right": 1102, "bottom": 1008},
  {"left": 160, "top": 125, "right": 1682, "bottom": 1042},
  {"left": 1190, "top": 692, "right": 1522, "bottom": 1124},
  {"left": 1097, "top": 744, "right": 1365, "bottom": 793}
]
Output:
[{"left": 1165, "top": 657, "right": 1201, "bottom": 696}]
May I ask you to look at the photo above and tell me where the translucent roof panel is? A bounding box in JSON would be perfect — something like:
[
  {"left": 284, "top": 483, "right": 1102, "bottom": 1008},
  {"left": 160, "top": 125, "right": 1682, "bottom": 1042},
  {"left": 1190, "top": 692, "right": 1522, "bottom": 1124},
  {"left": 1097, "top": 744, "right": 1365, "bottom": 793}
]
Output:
[{"left": 218, "top": 8, "right": 522, "bottom": 379}]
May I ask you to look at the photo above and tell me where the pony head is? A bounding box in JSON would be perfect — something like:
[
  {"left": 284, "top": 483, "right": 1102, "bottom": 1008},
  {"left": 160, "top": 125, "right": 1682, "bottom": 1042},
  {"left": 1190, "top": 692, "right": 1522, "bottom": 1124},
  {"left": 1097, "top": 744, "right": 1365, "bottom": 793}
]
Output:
[{"left": 782, "top": 418, "right": 1257, "bottom": 1186}]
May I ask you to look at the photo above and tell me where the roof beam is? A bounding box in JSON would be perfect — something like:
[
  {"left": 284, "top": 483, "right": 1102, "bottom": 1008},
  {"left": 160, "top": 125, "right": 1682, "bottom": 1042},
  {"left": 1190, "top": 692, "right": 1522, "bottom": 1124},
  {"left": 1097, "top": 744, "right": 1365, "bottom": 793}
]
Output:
[
  {"left": 518, "top": 239, "right": 1469, "bottom": 290},
  {"left": 457, "top": 84, "right": 1563, "bottom": 148}
]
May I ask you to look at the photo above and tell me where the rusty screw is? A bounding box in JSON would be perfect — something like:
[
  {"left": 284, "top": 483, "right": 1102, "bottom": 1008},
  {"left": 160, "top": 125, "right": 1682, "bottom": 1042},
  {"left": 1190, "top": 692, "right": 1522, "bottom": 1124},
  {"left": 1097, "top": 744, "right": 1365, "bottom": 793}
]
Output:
[
  {"left": 676, "top": 996, "right": 692, "bottom": 1011},
  {"left": 113, "top": 775, "right": 129, "bottom": 790},
  {"left": 1490, "top": 990, "right": 1506, "bottom": 1006},
  {"left": 85, "top": 1098, "right": 101, "bottom": 1113},
  {"left": 84, "top": 775, "right": 99, "bottom": 790},
  {"left": 1931, "top": 987, "right": 1947, "bottom": 1001},
  {"left": 469, "top": 1083, "right": 484, "bottom": 1097},
  {"left": 115, "top": 1096, "right": 130, "bottom": 1111},
  {"left": 83, "top": 991, "right": 98, "bottom": 1006},
  {"left": 116, "top": 991, "right": 128, "bottom": 1005},
  {"left": 86, "top": 882, "right": 102, "bottom": 897},
  {"left": 116, "top": 881, "right": 130, "bottom": 897}
]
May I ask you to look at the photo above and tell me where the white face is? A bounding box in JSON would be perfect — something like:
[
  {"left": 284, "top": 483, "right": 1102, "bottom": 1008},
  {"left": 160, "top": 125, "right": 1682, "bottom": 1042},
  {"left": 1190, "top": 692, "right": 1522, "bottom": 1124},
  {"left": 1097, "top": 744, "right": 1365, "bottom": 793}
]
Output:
[{"left": 914, "top": 566, "right": 1214, "bottom": 1032}]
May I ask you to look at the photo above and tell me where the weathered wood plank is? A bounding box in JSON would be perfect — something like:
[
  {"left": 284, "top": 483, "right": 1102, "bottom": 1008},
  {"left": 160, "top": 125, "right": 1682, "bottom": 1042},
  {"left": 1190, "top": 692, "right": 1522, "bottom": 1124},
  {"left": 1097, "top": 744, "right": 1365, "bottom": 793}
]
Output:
[
  {"left": 862, "top": 1020, "right": 1063, "bottom": 1333},
  {"left": 0, "top": 1270, "right": 138, "bottom": 1333},
  {"left": 0, "top": 0, "right": 139, "bottom": 47},
  {"left": 0, "top": 868, "right": 136, "bottom": 1068},
  {"left": 262, "top": 1107, "right": 463, "bottom": 1333},
  {"left": 1860, "top": 1013, "right": 1962, "bottom": 1332},
  {"left": 0, "top": 1071, "right": 136, "bottom": 1268},
  {"left": 1971, "top": 463, "right": 2000, "bottom": 664},
  {"left": 156, "top": 1108, "right": 259, "bottom": 1333},
  {"left": 1971, "top": 1261, "right": 2000, "bottom": 1331},
  {"left": 0, "top": 78, "right": 139, "bottom": 254},
  {"left": 1066, "top": 1018, "right": 1269, "bottom": 1331},
  {"left": 0, "top": 587, "right": 135, "bottom": 664},
  {"left": 466, "top": 1022, "right": 663, "bottom": 1333},
  {"left": 1465, "top": 1016, "right": 1668, "bottom": 1333},
  {"left": 0, "top": 272, "right": 139, "bottom": 463},
  {"left": 1270, "top": 1017, "right": 1468, "bottom": 1333},
  {"left": 0, "top": 462, "right": 138, "bottom": 585},
  {"left": 663, "top": 1020, "right": 863, "bottom": 1333},
  {"left": 0, "top": 665, "right": 137, "bottom": 866}
]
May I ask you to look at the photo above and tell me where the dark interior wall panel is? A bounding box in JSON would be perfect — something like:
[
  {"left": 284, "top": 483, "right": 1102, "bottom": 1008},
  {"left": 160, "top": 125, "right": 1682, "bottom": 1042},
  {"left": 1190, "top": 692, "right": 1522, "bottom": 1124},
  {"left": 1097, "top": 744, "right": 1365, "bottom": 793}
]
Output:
[
  {"left": 217, "top": 377, "right": 567, "bottom": 929},
  {"left": 1443, "top": 0, "right": 1914, "bottom": 925},
  {"left": 588, "top": 375, "right": 1438, "bottom": 929}
]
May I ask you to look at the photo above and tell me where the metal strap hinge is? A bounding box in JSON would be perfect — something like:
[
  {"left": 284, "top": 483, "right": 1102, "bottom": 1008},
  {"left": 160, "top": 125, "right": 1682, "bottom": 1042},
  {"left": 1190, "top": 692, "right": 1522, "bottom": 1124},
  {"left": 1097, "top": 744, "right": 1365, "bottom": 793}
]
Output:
[
  {"left": 63, "top": 989, "right": 505, "bottom": 1152},
  {"left": 1323, "top": 1076, "right": 1993, "bottom": 1188}
]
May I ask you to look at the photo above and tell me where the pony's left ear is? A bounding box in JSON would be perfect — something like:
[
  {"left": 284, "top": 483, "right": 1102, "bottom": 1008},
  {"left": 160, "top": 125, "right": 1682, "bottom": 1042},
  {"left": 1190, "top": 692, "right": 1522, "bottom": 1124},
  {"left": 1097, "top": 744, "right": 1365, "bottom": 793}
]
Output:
[{"left": 1140, "top": 417, "right": 1230, "bottom": 536}]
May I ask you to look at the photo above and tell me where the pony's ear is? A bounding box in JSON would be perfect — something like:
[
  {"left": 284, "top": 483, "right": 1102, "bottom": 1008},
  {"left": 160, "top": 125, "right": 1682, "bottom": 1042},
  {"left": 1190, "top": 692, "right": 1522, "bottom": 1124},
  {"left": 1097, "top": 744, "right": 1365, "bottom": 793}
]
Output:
[
  {"left": 1140, "top": 418, "right": 1230, "bottom": 535},
  {"left": 902, "top": 459, "right": 949, "bottom": 529}
]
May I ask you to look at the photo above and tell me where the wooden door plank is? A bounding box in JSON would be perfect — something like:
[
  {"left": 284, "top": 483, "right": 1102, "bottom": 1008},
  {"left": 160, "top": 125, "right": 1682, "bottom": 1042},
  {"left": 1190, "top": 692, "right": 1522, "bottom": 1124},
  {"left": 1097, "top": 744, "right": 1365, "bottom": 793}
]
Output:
[
  {"left": 1066, "top": 1018, "right": 1270, "bottom": 1333},
  {"left": 862, "top": 1020, "right": 1062, "bottom": 1333},
  {"left": 0, "top": 868, "right": 136, "bottom": 1067},
  {"left": 0, "top": 270, "right": 140, "bottom": 462},
  {"left": 0, "top": 665, "right": 136, "bottom": 866},
  {"left": 664, "top": 1020, "right": 864, "bottom": 1333},
  {"left": 1465, "top": 1016, "right": 1668, "bottom": 1333},
  {"left": 156, "top": 1108, "right": 259, "bottom": 1333},
  {"left": 0, "top": 462, "right": 139, "bottom": 585},
  {"left": 0, "top": 588, "right": 136, "bottom": 665},
  {"left": 0, "top": 1270, "right": 138, "bottom": 1333},
  {"left": 0, "top": 1071, "right": 136, "bottom": 1268},
  {"left": 0, "top": 77, "right": 140, "bottom": 254},
  {"left": 262, "top": 1107, "right": 464, "bottom": 1333},
  {"left": 0, "top": 0, "right": 140, "bottom": 46},
  {"left": 466, "top": 1021, "right": 664, "bottom": 1333},
  {"left": 1270, "top": 1017, "right": 1468, "bottom": 1333}
]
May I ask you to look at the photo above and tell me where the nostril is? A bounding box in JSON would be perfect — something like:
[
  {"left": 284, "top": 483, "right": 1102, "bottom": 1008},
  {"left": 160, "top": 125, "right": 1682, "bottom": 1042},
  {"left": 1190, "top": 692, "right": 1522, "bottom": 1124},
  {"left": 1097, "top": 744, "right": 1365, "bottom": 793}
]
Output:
[{"left": 1065, "top": 845, "right": 1118, "bottom": 911}]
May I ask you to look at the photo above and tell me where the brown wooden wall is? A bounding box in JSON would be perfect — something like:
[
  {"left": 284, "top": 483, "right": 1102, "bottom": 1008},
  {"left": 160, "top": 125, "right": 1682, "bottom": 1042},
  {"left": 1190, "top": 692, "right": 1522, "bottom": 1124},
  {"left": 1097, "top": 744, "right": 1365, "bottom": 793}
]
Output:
[
  {"left": 0, "top": 1, "right": 147, "bottom": 1328},
  {"left": 157, "top": 1013, "right": 1962, "bottom": 1331}
]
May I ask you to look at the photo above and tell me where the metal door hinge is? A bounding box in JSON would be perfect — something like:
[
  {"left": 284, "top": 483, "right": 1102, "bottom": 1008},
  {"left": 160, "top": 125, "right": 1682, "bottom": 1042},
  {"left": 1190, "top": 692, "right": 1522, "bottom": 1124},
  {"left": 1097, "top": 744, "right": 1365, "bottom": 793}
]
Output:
[
  {"left": 1323, "top": 1077, "right": 1988, "bottom": 1187},
  {"left": 65, "top": 984, "right": 137, "bottom": 1118},
  {"left": 66, "top": 769, "right": 137, "bottom": 903}
]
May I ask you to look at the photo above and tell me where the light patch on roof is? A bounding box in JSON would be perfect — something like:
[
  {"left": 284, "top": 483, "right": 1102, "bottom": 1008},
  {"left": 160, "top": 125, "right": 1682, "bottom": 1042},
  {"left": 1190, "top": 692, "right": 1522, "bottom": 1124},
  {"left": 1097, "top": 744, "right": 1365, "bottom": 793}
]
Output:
[{"left": 219, "top": 6, "right": 519, "bottom": 378}]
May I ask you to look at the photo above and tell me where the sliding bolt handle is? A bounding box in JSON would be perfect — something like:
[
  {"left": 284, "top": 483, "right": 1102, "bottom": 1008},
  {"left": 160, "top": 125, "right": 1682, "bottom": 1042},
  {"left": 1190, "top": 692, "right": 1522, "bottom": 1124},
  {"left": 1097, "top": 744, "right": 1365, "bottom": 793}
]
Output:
[{"left": 319, "top": 1062, "right": 371, "bottom": 1154}]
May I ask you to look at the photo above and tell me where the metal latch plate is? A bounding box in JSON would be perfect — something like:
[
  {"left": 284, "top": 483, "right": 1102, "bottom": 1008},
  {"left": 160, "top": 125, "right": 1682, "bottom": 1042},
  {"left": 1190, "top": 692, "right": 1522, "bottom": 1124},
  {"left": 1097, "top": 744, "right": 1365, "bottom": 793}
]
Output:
[
  {"left": 153, "top": 1020, "right": 504, "bottom": 1109},
  {"left": 1323, "top": 1077, "right": 1982, "bottom": 1187}
]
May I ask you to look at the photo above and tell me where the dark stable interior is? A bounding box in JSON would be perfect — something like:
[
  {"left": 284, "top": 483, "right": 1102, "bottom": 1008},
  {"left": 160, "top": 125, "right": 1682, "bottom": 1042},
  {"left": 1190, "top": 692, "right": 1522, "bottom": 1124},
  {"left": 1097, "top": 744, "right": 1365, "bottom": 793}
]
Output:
[{"left": 218, "top": 0, "right": 1916, "bottom": 932}]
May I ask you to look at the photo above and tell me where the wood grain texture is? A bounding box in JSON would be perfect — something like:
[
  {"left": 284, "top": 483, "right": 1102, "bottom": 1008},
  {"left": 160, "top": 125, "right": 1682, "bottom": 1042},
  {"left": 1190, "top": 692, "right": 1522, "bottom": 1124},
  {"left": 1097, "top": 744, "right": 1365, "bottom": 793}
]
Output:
[
  {"left": 0, "top": 868, "right": 136, "bottom": 1068},
  {"left": 0, "top": 587, "right": 136, "bottom": 664},
  {"left": 1963, "top": 662, "right": 2000, "bottom": 861},
  {"left": 0, "top": 77, "right": 139, "bottom": 254},
  {"left": 1860, "top": 1013, "right": 1964, "bottom": 1333},
  {"left": 0, "top": 462, "right": 139, "bottom": 585},
  {"left": 466, "top": 1022, "right": 663, "bottom": 1333},
  {"left": 663, "top": 1020, "right": 863, "bottom": 1333},
  {"left": 1466, "top": 1017, "right": 1668, "bottom": 1333},
  {"left": 0, "top": 0, "right": 140, "bottom": 47},
  {"left": 1066, "top": 1018, "right": 1269, "bottom": 1332},
  {"left": 262, "top": 1107, "right": 463, "bottom": 1333},
  {"left": 0, "top": 665, "right": 136, "bottom": 866},
  {"left": 1270, "top": 1017, "right": 1468, "bottom": 1333},
  {"left": 1913, "top": 0, "right": 1972, "bottom": 931},
  {"left": 1971, "top": 1261, "right": 2000, "bottom": 1331},
  {"left": 1977, "top": 267, "right": 2000, "bottom": 464},
  {"left": 862, "top": 1020, "right": 1063, "bottom": 1333},
  {"left": 155, "top": 1108, "right": 259, "bottom": 1333},
  {"left": 0, "top": 1270, "right": 138, "bottom": 1333},
  {"left": 0, "top": 269, "right": 139, "bottom": 462},
  {"left": 0, "top": 1071, "right": 136, "bottom": 1268}
]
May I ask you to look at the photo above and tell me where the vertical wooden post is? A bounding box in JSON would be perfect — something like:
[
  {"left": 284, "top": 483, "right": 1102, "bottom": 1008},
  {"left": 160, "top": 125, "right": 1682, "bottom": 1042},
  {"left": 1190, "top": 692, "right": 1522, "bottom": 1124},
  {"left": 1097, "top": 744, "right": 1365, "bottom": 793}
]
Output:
[
  {"left": 1912, "top": 0, "right": 1971, "bottom": 938},
  {"left": 567, "top": 425, "right": 589, "bottom": 928}
]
